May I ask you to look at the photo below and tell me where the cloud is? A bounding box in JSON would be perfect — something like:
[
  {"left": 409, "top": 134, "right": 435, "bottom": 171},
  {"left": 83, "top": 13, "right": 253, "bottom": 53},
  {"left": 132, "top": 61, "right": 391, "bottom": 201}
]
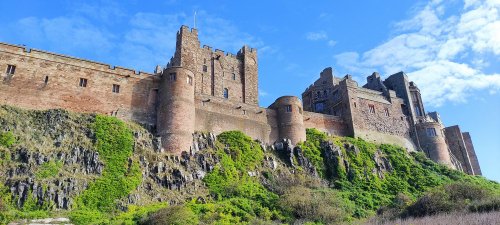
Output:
[
  {"left": 327, "top": 40, "right": 337, "bottom": 47},
  {"left": 12, "top": 16, "right": 115, "bottom": 55},
  {"left": 259, "top": 89, "right": 269, "bottom": 97},
  {"left": 334, "top": 0, "right": 500, "bottom": 107},
  {"left": 306, "top": 31, "right": 328, "bottom": 41}
]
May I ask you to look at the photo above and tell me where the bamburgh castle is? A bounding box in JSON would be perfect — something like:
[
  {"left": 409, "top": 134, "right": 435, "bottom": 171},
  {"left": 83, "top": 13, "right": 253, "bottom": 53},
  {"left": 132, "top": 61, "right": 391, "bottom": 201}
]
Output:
[{"left": 0, "top": 25, "right": 481, "bottom": 175}]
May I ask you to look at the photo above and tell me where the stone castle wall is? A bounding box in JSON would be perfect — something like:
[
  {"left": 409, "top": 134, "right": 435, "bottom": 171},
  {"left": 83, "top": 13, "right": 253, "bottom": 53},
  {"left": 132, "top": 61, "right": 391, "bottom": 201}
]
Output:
[{"left": 0, "top": 42, "right": 159, "bottom": 126}]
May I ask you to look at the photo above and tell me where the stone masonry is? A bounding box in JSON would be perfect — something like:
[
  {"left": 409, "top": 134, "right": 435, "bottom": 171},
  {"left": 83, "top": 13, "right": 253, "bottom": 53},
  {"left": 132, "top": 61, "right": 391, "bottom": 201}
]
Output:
[{"left": 0, "top": 25, "right": 480, "bottom": 175}]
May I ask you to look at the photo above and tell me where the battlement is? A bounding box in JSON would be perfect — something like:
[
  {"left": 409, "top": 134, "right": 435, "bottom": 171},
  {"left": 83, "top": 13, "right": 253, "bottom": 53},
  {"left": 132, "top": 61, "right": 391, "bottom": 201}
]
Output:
[{"left": 0, "top": 42, "right": 155, "bottom": 79}]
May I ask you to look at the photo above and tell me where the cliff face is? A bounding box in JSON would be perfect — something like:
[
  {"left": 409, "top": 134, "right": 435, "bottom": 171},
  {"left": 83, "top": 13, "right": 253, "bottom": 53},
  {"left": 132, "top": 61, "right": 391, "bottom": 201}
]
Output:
[{"left": 0, "top": 105, "right": 496, "bottom": 224}]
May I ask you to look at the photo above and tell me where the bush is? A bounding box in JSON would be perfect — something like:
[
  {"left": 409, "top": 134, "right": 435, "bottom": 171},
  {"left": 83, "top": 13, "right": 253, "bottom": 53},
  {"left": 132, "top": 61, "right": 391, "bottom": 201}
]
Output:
[
  {"left": 140, "top": 205, "right": 198, "bottom": 225},
  {"left": 469, "top": 196, "right": 500, "bottom": 213},
  {"left": 0, "top": 131, "right": 15, "bottom": 147},
  {"left": 279, "top": 186, "right": 353, "bottom": 224},
  {"left": 403, "top": 181, "right": 494, "bottom": 217}
]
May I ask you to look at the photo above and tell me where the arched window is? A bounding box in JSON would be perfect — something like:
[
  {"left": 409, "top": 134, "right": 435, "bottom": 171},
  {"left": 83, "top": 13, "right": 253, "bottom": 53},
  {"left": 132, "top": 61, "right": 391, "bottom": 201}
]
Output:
[{"left": 223, "top": 88, "right": 229, "bottom": 99}]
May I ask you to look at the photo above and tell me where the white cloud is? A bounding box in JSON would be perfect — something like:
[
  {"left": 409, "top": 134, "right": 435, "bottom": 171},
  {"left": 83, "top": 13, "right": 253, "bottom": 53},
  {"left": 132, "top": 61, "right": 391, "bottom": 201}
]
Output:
[
  {"left": 334, "top": 0, "right": 500, "bottom": 107},
  {"left": 13, "top": 16, "right": 115, "bottom": 55},
  {"left": 327, "top": 40, "right": 337, "bottom": 47},
  {"left": 259, "top": 89, "right": 269, "bottom": 97},
  {"left": 306, "top": 31, "right": 328, "bottom": 41}
]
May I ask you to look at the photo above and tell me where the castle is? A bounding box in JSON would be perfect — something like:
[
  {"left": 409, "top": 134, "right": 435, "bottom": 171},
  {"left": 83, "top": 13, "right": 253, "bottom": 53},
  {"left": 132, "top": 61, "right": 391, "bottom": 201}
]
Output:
[{"left": 0, "top": 26, "right": 481, "bottom": 175}]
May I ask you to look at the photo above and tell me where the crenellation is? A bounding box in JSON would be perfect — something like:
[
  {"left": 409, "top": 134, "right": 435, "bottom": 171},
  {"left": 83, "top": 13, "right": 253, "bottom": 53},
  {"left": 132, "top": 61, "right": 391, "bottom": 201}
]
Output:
[{"left": 0, "top": 25, "right": 481, "bottom": 175}]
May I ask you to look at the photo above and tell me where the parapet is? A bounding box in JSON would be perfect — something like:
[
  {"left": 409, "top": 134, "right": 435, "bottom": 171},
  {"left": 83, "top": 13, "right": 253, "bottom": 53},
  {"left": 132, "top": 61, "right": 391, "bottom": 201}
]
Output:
[{"left": 0, "top": 42, "right": 156, "bottom": 79}]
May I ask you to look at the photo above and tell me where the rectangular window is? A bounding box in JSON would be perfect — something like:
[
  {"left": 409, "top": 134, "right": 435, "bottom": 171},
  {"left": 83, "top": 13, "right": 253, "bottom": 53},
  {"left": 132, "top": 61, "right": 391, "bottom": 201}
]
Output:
[
  {"left": 285, "top": 105, "right": 292, "bottom": 112},
  {"left": 44, "top": 76, "right": 49, "bottom": 84},
  {"left": 415, "top": 105, "right": 422, "bottom": 117},
  {"left": 232, "top": 73, "right": 236, "bottom": 80},
  {"left": 384, "top": 108, "right": 390, "bottom": 117},
  {"left": 203, "top": 65, "right": 208, "bottom": 72},
  {"left": 79, "top": 78, "right": 88, "bottom": 87},
  {"left": 169, "top": 73, "right": 176, "bottom": 81},
  {"left": 187, "top": 75, "right": 193, "bottom": 85},
  {"left": 315, "top": 102, "right": 324, "bottom": 112},
  {"left": 369, "top": 104, "right": 375, "bottom": 114},
  {"left": 6, "top": 65, "right": 16, "bottom": 75},
  {"left": 112, "top": 84, "right": 120, "bottom": 93},
  {"left": 426, "top": 128, "right": 437, "bottom": 137},
  {"left": 223, "top": 88, "right": 229, "bottom": 99}
]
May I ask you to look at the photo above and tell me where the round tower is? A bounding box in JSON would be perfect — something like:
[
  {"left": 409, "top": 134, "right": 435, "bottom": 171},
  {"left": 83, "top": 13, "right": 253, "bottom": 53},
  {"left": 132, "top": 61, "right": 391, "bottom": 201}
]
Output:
[
  {"left": 157, "top": 66, "right": 195, "bottom": 155},
  {"left": 416, "top": 121, "right": 455, "bottom": 168},
  {"left": 271, "top": 96, "right": 306, "bottom": 145}
]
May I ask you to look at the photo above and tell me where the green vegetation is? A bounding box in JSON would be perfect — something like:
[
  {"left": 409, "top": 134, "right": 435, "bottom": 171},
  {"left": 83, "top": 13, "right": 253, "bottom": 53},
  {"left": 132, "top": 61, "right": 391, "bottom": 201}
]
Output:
[
  {"left": 1, "top": 106, "right": 499, "bottom": 225},
  {"left": 193, "top": 131, "right": 283, "bottom": 224},
  {"left": 0, "top": 131, "right": 15, "bottom": 148},
  {"left": 35, "top": 161, "right": 63, "bottom": 179},
  {"left": 70, "top": 115, "right": 142, "bottom": 224},
  {"left": 140, "top": 205, "right": 198, "bottom": 225}
]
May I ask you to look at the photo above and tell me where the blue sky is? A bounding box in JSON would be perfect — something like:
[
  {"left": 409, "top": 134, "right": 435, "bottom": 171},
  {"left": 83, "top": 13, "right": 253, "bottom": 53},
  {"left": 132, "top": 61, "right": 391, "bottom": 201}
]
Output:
[{"left": 0, "top": 0, "right": 498, "bottom": 182}]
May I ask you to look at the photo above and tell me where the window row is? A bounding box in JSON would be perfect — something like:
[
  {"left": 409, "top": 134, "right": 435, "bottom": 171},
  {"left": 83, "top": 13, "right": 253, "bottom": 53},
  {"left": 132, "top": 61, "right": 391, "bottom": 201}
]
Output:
[
  {"left": 78, "top": 78, "right": 120, "bottom": 93},
  {"left": 201, "top": 65, "right": 238, "bottom": 80},
  {"left": 368, "top": 104, "right": 390, "bottom": 116},
  {"left": 168, "top": 73, "right": 193, "bottom": 85}
]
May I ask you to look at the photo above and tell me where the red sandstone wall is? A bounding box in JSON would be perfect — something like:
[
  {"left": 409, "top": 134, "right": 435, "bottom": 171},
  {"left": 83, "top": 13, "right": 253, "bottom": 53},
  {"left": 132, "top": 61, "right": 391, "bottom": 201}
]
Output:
[
  {"left": 194, "top": 94, "right": 278, "bottom": 144},
  {"left": 0, "top": 43, "right": 159, "bottom": 125},
  {"left": 303, "top": 111, "right": 348, "bottom": 136}
]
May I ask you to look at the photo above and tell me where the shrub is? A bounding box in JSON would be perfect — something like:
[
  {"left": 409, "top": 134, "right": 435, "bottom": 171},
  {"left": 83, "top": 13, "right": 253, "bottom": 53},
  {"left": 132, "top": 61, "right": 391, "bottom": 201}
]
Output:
[
  {"left": 141, "top": 205, "right": 198, "bottom": 225},
  {"left": 469, "top": 196, "right": 500, "bottom": 213},
  {"left": 279, "top": 186, "right": 353, "bottom": 224},
  {"left": 403, "top": 181, "right": 494, "bottom": 217}
]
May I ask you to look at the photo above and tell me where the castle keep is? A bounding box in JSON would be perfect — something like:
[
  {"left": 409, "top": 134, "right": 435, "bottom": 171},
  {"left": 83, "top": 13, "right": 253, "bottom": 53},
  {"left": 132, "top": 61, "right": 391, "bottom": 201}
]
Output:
[{"left": 0, "top": 26, "right": 481, "bottom": 175}]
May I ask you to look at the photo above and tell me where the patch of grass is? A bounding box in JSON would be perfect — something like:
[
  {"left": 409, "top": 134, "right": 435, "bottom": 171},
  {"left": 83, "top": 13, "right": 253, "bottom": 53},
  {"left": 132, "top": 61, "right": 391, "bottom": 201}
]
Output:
[
  {"left": 0, "top": 131, "right": 15, "bottom": 147},
  {"left": 35, "top": 161, "right": 63, "bottom": 179}
]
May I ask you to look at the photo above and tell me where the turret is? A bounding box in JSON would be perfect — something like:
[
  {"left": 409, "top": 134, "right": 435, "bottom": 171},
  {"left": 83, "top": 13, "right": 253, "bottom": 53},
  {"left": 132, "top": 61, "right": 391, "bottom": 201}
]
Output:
[
  {"left": 416, "top": 120, "right": 455, "bottom": 168},
  {"left": 157, "top": 66, "right": 195, "bottom": 154},
  {"left": 238, "top": 46, "right": 259, "bottom": 105},
  {"left": 270, "top": 96, "right": 306, "bottom": 145}
]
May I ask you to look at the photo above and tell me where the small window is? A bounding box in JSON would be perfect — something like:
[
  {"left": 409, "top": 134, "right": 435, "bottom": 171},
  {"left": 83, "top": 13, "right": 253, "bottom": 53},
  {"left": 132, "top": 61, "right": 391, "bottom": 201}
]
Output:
[
  {"left": 169, "top": 73, "right": 176, "bottom": 81},
  {"left": 426, "top": 128, "right": 437, "bottom": 137},
  {"left": 384, "top": 108, "right": 390, "bottom": 117},
  {"left": 232, "top": 73, "right": 236, "bottom": 80},
  {"left": 79, "top": 78, "right": 88, "bottom": 87},
  {"left": 369, "top": 104, "right": 375, "bottom": 114},
  {"left": 353, "top": 102, "right": 357, "bottom": 108},
  {"left": 112, "top": 84, "right": 120, "bottom": 93},
  {"left": 204, "top": 58, "right": 207, "bottom": 64},
  {"left": 187, "top": 76, "right": 193, "bottom": 85},
  {"left": 203, "top": 65, "right": 208, "bottom": 72},
  {"left": 415, "top": 105, "right": 422, "bottom": 117},
  {"left": 6, "top": 65, "right": 16, "bottom": 75},
  {"left": 323, "top": 90, "right": 327, "bottom": 97},
  {"left": 298, "top": 107, "right": 302, "bottom": 114},
  {"left": 44, "top": 76, "right": 49, "bottom": 84},
  {"left": 223, "top": 88, "right": 229, "bottom": 99},
  {"left": 315, "top": 102, "right": 324, "bottom": 112},
  {"left": 285, "top": 105, "right": 292, "bottom": 112},
  {"left": 243, "top": 110, "right": 246, "bottom": 115}
]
